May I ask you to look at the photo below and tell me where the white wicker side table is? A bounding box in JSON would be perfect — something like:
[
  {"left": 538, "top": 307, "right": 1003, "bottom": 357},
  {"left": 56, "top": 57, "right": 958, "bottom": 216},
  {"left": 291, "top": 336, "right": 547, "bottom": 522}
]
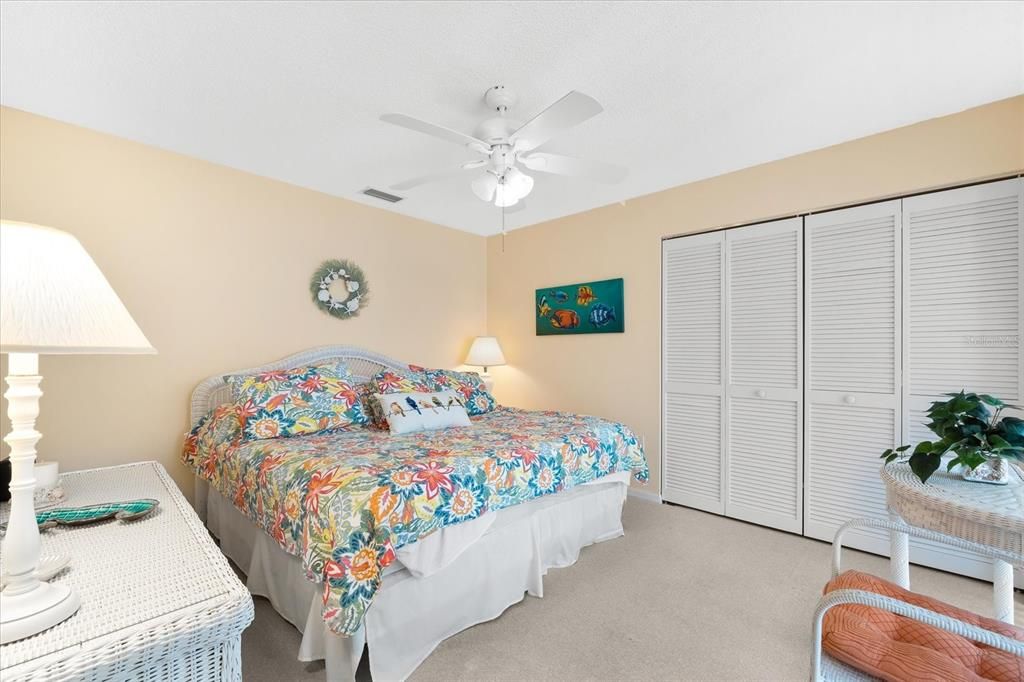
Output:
[
  {"left": 881, "top": 461, "right": 1023, "bottom": 624},
  {"left": 0, "top": 461, "right": 254, "bottom": 681}
]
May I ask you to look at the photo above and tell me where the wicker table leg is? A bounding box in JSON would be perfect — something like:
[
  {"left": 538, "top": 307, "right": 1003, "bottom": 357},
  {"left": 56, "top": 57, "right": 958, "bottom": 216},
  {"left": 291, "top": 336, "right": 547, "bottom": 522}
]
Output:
[
  {"left": 888, "top": 512, "right": 910, "bottom": 590},
  {"left": 993, "top": 560, "right": 1015, "bottom": 624}
]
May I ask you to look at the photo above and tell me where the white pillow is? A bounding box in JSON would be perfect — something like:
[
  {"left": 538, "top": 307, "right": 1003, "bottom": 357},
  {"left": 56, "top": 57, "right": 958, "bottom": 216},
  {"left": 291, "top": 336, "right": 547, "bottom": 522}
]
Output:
[{"left": 376, "top": 390, "right": 472, "bottom": 435}]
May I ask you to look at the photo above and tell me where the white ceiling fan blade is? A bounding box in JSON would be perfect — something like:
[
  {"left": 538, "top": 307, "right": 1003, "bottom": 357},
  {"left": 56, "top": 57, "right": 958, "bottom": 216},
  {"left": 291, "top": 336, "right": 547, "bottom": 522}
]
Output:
[
  {"left": 461, "top": 159, "right": 488, "bottom": 169},
  {"left": 510, "top": 91, "right": 603, "bottom": 152},
  {"left": 380, "top": 113, "right": 490, "bottom": 151},
  {"left": 390, "top": 167, "right": 473, "bottom": 191},
  {"left": 519, "top": 152, "right": 627, "bottom": 184}
]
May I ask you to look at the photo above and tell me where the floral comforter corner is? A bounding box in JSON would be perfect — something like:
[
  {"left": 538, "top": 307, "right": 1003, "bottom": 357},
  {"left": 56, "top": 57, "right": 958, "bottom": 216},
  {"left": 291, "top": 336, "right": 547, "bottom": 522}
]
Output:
[{"left": 182, "top": 406, "right": 647, "bottom": 635}]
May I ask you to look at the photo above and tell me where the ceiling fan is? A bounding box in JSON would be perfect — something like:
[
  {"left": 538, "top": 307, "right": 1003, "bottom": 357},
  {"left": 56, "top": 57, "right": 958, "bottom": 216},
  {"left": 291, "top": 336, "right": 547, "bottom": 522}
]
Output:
[{"left": 381, "top": 85, "right": 626, "bottom": 208}]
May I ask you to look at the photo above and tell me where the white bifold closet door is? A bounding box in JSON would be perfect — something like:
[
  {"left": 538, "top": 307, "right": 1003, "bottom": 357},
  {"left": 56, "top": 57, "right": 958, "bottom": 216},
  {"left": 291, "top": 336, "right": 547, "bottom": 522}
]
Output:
[
  {"left": 664, "top": 177, "right": 1020, "bottom": 582},
  {"left": 662, "top": 231, "right": 726, "bottom": 514},
  {"left": 662, "top": 218, "right": 803, "bottom": 533},
  {"left": 903, "top": 178, "right": 1022, "bottom": 440},
  {"left": 725, "top": 218, "right": 803, "bottom": 533},
  {"left": 804, "top": 201, "right": 901, "bottom": 554},
  {"left": 902, "top": 177, "right": 1023, "bottom": 583}
]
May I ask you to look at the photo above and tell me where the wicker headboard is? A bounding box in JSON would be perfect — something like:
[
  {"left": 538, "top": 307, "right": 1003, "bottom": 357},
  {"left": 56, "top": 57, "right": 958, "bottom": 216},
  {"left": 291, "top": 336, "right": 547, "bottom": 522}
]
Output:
[{"left": 189, "top": 345, "right": 408, "bottom": 426}]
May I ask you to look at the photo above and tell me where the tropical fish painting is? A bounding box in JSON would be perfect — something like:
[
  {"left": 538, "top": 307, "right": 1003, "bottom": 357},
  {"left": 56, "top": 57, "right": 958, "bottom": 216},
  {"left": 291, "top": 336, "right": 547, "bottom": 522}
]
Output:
[
  {"left": 589, "top": 303, "right": 616, "bottom": 327},
  {"left": 549, "top": 309, "right": 580, "bottom": 329},
  {"left": 537, "top": 295, "right": 551, "bottom": 318},
  {"left": 535, "top": 278, "right": 624, "bottom": 336}
]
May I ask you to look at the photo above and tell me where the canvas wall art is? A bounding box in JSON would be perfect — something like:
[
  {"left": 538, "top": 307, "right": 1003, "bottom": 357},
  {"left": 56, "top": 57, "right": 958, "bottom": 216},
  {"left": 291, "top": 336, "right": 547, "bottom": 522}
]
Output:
[{"left": 535, "top": 278, "right": 624, "bottom": 336}]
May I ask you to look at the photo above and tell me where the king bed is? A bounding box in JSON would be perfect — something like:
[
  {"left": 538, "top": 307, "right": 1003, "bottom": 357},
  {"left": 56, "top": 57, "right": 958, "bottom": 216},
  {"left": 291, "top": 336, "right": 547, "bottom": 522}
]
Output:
[{"left": 185, "top": 346, "right": 648, "bottom": 681}]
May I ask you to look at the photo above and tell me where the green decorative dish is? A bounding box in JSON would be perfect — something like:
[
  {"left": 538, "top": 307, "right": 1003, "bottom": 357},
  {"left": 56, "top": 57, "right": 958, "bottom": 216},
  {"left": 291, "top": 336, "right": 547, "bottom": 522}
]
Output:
[{"left": 35, "top": 499, "right": 159, "bottom": 529}]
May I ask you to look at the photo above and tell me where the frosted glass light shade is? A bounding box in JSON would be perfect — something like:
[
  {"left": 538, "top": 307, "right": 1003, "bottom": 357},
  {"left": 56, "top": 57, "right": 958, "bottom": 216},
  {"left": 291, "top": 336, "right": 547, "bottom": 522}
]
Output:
[
  {"left": 465, "top": 336, "right": 506, "bottom": 368},
  {"left": 0, "top": 221, "right": 155, "bottom": 354},
  {"left": 471, "top": 173, "right": 498, "bottom": 202},
  {"left": 505, "top": 167, "right": 534, "bottom": 199},
  {"left": 494, "top": 189, "right": 518, "bottom": 208}
]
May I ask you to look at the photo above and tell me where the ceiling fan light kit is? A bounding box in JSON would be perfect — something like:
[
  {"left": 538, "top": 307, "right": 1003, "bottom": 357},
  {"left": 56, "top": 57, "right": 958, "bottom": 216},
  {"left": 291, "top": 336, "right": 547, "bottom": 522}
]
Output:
[
  {"left": 471, "top": 172, "right": 498, "bottom": 202},
  {"left": 382, "top": 85, "right": 625, "bottom": 209}
]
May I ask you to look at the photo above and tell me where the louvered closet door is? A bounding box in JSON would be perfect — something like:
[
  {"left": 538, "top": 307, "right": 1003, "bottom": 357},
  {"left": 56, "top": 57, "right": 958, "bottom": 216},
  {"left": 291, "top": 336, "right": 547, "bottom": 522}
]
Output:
[
  {"left": 902, "top": 178, "right": 1023, "bottom": 583},
  {"left": 662, "top": 232, "right": 726, "bottom": 512},
  {"left": 804, "top": 201, "right": 900, "bottom": 553},
  {"left": 725, "top": 218, "right": 803, "bottom": 533},
  {"left": 904, "top": 178, "right": 1023, "bottom": 437}
]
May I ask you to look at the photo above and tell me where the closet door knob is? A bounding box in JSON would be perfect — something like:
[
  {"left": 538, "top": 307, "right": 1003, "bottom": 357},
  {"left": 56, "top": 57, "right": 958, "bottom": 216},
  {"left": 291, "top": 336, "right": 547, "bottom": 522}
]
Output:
[
  {"left": 844, "top": 395, "right": 857, "bottom": 404},
  {"left": 755, "top": 389, "right": 767, "bottom": 398}
]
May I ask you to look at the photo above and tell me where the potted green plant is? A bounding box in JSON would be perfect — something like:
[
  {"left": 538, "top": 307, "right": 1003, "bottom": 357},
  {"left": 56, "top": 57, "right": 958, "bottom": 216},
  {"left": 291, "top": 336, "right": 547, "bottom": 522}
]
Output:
[{"left": 881, "top": 391, "right": 1024, "bottom": 484}]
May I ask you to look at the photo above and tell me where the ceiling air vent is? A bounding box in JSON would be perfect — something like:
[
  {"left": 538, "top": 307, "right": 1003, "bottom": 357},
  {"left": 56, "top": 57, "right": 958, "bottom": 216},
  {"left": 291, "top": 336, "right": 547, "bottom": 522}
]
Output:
[{"left": 362, "top": 188, "right": 404, "bottom": 203}]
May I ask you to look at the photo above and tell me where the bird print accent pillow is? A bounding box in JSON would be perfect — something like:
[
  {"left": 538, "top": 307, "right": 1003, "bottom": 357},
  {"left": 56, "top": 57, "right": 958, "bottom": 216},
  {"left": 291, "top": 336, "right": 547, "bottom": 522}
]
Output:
[{"left": 376, "top": 390, "right": 472, "bottom": 435}]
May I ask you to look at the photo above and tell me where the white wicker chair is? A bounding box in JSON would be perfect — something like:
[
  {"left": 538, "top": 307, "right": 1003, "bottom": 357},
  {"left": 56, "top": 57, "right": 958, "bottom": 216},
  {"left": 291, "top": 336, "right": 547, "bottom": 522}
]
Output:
[{"left": 810, "top": 518, "right": 1024, "bottom": 681}]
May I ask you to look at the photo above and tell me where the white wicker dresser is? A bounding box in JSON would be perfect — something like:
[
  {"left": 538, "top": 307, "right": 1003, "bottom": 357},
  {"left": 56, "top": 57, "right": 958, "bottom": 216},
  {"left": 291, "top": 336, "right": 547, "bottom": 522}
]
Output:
[{"left": 0, "top": 462, "right": 254, "bottom": 681}]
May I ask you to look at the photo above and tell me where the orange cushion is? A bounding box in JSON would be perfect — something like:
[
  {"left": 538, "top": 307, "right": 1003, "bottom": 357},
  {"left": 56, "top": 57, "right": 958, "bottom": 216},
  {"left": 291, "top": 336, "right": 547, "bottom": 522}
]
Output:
[{"left": 822, "top": 570, "right": 1024, "bottom": 682}]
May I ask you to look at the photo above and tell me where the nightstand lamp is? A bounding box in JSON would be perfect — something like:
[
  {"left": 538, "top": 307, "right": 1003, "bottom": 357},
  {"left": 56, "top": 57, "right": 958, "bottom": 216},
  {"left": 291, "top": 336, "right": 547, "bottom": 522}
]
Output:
[
  {"left": 464, "top": 336, "right": 506, "bottom": 392},
  {"left": 0, "top": 221, "right": 154, "bottom": 644}
]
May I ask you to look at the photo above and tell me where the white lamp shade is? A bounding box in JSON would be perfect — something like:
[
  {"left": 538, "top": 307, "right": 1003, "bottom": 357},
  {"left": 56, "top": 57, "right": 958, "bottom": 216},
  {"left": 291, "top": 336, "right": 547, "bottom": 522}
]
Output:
[
  {"left": 0, "top": 221, "right": 155, "bottom": 354},
  {"left": 465, "top": 336, "right": 506, "bottom": 368}
]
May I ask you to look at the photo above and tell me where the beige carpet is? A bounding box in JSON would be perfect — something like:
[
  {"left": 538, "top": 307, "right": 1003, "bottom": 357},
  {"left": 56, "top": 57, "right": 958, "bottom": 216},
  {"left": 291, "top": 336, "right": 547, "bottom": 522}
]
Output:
[{"left": 240, "top": 499, "right": 1021, "bottom": 681}]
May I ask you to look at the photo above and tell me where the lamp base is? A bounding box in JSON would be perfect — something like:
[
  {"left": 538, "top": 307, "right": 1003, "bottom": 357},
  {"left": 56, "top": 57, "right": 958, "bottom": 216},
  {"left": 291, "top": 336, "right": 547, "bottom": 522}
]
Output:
[
  {"left": 479, "top": 370, "right": 494, "bottom": 393},
  {"left": 0, "top": 580, "right": 80, "bottom": 644}
]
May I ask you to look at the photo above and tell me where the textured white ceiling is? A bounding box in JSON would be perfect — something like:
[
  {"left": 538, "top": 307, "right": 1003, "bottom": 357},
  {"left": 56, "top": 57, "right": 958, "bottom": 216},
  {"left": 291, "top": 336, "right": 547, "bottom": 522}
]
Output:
[{"left": 2, "top": 1, "right": 1022, "bottom": 236}]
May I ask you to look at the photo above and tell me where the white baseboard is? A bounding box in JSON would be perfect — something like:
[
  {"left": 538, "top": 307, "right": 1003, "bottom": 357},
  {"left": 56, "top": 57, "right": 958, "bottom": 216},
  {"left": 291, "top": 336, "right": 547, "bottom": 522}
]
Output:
[{"left": 626, "top": 487, "right": 662, "bottom": 504}]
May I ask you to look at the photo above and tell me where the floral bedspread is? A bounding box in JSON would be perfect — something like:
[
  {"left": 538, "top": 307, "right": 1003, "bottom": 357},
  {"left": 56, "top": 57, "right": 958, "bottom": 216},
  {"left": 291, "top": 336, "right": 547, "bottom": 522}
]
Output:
[{"left": 182, "top": 406, "right": 648, "bottom": 635}]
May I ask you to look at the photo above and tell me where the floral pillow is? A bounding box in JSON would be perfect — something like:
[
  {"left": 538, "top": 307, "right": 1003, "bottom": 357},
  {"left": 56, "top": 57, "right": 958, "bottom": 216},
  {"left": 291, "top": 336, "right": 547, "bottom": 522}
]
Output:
[
  {"left": 422, "top": 368, "right": 496, "bottom": 416},
  {"left": 354, "top": 380, "right": 383, "bottom": 429},
  {"left": 370, "top": 367, "right": 434, "bottom": 394},
  {"left": 226, "top": 361, "right": 368, "bottom": 441},
  {"left": 365, "top": 367, "right": 434, "bottom": 428},
  {"left": 182, "top": 403, "right": 246, "bottom": 479}
]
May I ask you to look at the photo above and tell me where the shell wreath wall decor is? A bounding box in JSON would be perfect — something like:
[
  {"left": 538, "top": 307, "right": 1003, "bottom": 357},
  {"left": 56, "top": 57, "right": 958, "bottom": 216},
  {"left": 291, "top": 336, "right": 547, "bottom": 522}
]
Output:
[{"left": 311, "top": 259, "right": 369, "bottom": 319}]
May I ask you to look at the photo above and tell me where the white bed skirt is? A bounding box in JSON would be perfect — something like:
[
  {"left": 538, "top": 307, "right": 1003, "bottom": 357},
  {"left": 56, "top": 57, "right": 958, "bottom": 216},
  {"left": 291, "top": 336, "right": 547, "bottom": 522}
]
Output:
[{"left": 199, "top": 473, "right": 630, "bottom": 681}]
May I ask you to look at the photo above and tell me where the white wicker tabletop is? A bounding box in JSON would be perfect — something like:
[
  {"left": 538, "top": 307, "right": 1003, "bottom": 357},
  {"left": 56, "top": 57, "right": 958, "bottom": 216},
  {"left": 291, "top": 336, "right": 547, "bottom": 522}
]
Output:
[
  {"left": 881, "top": 462, "right": 1024, "bottom": 560},
  {"left": 0, "top": 461, "right": 253, "bottom": 681}
]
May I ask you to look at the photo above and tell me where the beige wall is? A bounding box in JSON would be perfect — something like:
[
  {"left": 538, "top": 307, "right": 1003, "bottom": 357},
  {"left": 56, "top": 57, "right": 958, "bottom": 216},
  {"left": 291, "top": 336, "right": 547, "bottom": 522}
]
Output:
[
  {"left": 0, "top": 107, "right": 487, "bottom": 496},
  {"left": 3, "top": 96, "right": 1022, "bottom": 500},
  {"left": 485, "top": 95, "right": 1024, "bottom": 494}
]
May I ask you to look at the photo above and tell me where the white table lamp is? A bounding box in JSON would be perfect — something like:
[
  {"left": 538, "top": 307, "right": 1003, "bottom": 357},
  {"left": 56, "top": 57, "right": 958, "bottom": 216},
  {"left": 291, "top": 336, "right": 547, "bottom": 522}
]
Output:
[
  {"left": 0, "top": 221, "right": 154, "bottom": 644},
  {"left": 464, "top": 336, "right": 506, "bottom": 392}
]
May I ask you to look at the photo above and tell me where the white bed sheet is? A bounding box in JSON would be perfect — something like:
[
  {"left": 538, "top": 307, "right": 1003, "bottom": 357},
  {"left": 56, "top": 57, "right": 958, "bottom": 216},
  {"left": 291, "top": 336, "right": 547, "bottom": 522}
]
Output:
[{"left": 201, "top": 471, "right": 630, "bottom": 681}]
